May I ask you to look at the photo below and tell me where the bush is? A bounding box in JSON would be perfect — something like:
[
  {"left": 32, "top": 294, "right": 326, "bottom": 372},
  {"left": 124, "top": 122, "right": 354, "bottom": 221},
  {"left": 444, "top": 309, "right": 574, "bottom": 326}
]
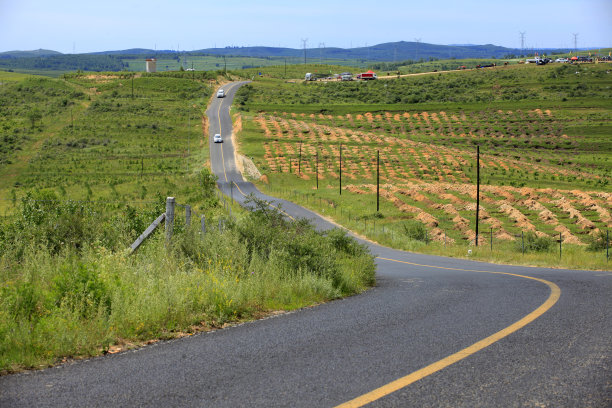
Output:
[
  {"left": 587, "top": 230, "right": 609, "bottom": 252},
  {"left": 403, "top": 220, "right": 428, "bottom": 242},
  {"left": 515, "top": 231, "right": 554, "bottom": 253}
]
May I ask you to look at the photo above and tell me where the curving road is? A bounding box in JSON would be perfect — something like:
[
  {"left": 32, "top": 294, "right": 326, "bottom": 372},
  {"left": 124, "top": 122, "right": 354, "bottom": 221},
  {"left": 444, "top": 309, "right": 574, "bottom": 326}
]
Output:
[{"left": 1, "top": 82, "right": 610, "bottom": 407}]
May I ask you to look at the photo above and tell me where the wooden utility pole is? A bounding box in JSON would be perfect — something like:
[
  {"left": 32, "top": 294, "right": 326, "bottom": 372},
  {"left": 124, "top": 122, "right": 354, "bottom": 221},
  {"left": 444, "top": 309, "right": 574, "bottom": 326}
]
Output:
[
  {"left": 339, "top": 144, "right": 342, "bottom": 195},
  {"left": 376, "top": 150, "right": 380, "bottom": 212},
  {"left": 316, "top": 151, "right": 319, "bottom": 190},
  {"left": 298, "top": 142, "right": 302, "bottom": 174},
  {"left": 475, "top": 145, "right": 480, "bottom": 246}
]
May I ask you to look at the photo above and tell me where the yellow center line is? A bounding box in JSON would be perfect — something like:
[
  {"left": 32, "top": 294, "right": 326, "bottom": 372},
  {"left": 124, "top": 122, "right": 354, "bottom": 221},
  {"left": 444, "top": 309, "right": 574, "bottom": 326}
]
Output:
[{"left": 336, "top": 257, "right": 561, "bottom": 408}]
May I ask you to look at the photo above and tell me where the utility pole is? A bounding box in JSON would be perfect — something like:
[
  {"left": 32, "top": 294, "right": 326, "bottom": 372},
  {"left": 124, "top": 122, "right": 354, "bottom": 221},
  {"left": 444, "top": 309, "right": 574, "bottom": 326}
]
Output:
[
  {"left": 376, "top": 150, "right": 380, "bottom": 212},
  {"left": 187, "top": 114, "right": 190, "bottom": 172},
  {"left": 572, "top": 33, "right": 579, "bottom": 53},
  {"left": 319, "top": 42, "right": 325, "bottom": 65},
  {"left": 298, "top": 142, "right": 302, "bottom": 174},
  {"left": 475, "top": 145, "right": 480, "bottom": 247},
  {"left": 316, "top": 150, "right": 319, "bottom": 190},
  {"left": 339, "top": 144, "right": 342, "bottom": 195},
  {"left": 301, "top": 38, "right": 308, "bottom": 64},
  {"left": 414, "top": 38, "right": 421, "bottom": 61},
  {"left": 519, "top": 32, "right": 526, "bottom": 56}
]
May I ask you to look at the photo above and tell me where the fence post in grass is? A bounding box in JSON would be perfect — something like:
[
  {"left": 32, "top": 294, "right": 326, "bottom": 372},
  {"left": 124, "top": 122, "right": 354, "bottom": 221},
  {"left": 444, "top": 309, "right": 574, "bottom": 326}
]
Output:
[
  {"left": 607, "top": 230, "right": 609, "bottom": 262},
  {"left": 490, "top": 227, "right": 493, "bottom": 251},
  {"left": 425, "top": 229, "right": 428, "bottom": 244},
  {"left": 185, "top": 205, "right": 191, "bottom": 227},
  {"left": 165, "top": 197, "right": 175, "bottom": 245},
  {"left": 201, "top": 216, "right": 206, "bottom": 234},
  {"left": 559, "top": 232, "right": 562, "bottom": 260},
  {"left": 521, "top": 231, "right": 524, "bottom": 255},
  {"left": 231, "top": 181, "right": 234, "bottom": 204}
]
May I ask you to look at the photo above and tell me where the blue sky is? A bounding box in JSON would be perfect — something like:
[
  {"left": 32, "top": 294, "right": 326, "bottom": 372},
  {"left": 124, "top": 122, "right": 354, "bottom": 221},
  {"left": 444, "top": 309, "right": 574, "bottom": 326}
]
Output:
[{"left": 1, "top": 0, "right": 610, "bottom": 53}]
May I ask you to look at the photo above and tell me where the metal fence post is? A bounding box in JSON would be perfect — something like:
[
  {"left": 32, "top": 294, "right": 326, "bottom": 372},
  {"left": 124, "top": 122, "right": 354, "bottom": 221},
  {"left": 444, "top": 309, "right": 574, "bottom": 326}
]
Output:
[
  {"left": 559, "top": 232, "right": 562, "bottom": 260},
  {"left": 185, "top": 205, "right": 191, "bottom": 227},
  {"left": 201, "top": 215, "right": 206, "bottom": 234},
  {"left": 607, "top": 230, "right": 609, "bottom": 262},
  {"left": 490, "top": 227, "right": 493, "bottom": 251},
  {"left": 165, "top": 197, "right": 175, "bottom": 245},
  {"left": 521, "top": 231, "right": 524, "bottom": 255}
]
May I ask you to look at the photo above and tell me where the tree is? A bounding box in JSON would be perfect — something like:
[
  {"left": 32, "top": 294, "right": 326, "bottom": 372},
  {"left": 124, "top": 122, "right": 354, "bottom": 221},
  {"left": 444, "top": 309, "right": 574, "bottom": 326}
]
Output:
[{"left": 27, "top": 108, "right": 42, "bottom": 129}]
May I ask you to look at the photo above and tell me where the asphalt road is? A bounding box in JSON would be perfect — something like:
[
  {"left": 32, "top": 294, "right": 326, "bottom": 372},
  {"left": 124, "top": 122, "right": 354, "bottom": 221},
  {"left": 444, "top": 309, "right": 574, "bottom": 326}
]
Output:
[{"left": 1, "top": 83, "right": 610, "bottom": 407}]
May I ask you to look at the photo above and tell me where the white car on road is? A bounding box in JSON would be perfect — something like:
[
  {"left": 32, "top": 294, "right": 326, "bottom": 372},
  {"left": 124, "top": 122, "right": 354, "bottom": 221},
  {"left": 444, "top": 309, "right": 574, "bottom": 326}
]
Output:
[
  {"left": 216, "top": 89, "right": 225, "bottom": 98},
  {"left": 213, "top": 134, "right": 223, "bottom": 143}
]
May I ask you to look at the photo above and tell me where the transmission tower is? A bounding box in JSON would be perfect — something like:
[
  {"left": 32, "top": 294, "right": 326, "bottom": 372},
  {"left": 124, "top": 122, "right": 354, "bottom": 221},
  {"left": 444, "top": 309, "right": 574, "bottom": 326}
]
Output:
[
  {"left": 414, "top": 38, "right": 421, "bottom": 61},
  {"left": 319, "top": 42, "right": 325, "bottom": 65},
  {"left": 519, "top": 32, "right": 526, "bottom": 55},
  {"left": 572, "top": 33, "right": 578, "bottom": 52},
  {"left": 301, "top": 38, "right": 308, "bottom": 64}
]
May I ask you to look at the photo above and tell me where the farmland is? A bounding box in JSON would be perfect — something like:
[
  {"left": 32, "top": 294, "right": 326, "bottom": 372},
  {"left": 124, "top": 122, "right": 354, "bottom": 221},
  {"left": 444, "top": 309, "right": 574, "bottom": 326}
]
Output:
[{"left": 233, "top": 63, "right": 612, "bottom": 268}]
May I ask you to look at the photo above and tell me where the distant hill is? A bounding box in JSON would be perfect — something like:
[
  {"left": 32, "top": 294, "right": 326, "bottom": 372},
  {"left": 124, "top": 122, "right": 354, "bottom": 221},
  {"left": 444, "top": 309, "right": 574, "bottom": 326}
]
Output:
[
  {"left": 80, "top": 41, "right": 548, "bottom": 60},
  {"left": 0, "top": 49, "right": 62, "bottom": 58},
  {"left": 189, "top": 41, "right": 528, "bottom": 60},
  {"left": 0, "top": 41, "right": 577, "bottom": 74},
  {"left": 87, "top": 48, "right": 175, "bottom": 56}
]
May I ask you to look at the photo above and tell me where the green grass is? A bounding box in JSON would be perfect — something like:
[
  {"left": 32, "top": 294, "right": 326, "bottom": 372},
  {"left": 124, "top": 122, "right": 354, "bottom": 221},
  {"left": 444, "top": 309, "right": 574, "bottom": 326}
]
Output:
[
  {"left": 0, "top": 72, "right": 215, "bottom": 214},
  {"left": 0, "top": 193, "right": 375, "bottom": 372},
  {"left": 0, "top": 70, "right": 377, "bottom": 372}
]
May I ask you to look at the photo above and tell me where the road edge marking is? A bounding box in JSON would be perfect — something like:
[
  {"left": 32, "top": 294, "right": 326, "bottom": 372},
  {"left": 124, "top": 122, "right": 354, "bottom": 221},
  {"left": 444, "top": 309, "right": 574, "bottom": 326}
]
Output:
[{"left": 335, "top": 257, "right": 561, "bottom": 408}]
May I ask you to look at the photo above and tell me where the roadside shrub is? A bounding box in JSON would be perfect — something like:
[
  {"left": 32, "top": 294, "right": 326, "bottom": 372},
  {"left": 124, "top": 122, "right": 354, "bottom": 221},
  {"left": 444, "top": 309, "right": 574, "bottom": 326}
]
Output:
[
  {"left": 403, "top": 220, "right": 428, "bottom": 242},
  {"left": 515, "top": 231, "right": 554, "bottom": 253},
  {"left": 52, "top": 259, "right": 111, "bottom": 318},
  {"left": 587, "top": 230, "right": 609, "bottom": 252}
]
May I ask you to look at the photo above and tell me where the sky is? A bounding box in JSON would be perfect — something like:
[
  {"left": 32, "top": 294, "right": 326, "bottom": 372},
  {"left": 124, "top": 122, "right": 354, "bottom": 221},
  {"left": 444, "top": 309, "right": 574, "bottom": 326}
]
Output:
[{"left": 1, "top": 0, "right": 610, "bottom": 53}]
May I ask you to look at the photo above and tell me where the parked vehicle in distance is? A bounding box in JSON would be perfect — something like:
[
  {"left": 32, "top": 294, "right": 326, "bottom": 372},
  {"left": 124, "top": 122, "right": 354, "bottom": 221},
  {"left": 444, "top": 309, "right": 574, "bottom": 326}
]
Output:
[
  {"left": 216, "top": 89, "right": 225, "bottom": 98},
  {"left": 213, "top": 134, "right": 223, "bottom": 143},
  {"left": 340, "top": 72, "right": 353, "bottom": 81},
  {"left": 305, "top": 73, "right": 316, "bottom": 81},
  {"left": 357, "top": 70, "right": 377, "bottom": 80},
  {"left": 555, "top": 58, "right": 569, "bottom": 63}
]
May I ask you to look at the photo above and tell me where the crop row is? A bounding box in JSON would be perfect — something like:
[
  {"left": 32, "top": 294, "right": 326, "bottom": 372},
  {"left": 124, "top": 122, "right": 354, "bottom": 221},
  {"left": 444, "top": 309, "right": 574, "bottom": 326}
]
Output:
[
  {"left": 344, "top": 182, "right": 611, "bottom": 245},
  {"left": 252, "top": 114, "right": 601, "bottom": 186},
  {"left": 270, "top": 109, "right": 569, "bottom": 143}
]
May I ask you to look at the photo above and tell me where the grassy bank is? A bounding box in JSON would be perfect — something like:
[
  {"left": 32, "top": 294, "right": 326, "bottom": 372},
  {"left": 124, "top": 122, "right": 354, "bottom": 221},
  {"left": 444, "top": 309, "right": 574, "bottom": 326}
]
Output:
[{"left": 0, "top": 192, "right": 375, "bottom": 373}]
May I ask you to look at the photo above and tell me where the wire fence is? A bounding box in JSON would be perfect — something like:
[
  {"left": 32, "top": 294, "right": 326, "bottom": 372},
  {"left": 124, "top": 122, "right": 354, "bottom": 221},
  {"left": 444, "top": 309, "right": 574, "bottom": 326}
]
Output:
[{"left": 262, "top": 185, "right": 611, "bottom": 262}]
